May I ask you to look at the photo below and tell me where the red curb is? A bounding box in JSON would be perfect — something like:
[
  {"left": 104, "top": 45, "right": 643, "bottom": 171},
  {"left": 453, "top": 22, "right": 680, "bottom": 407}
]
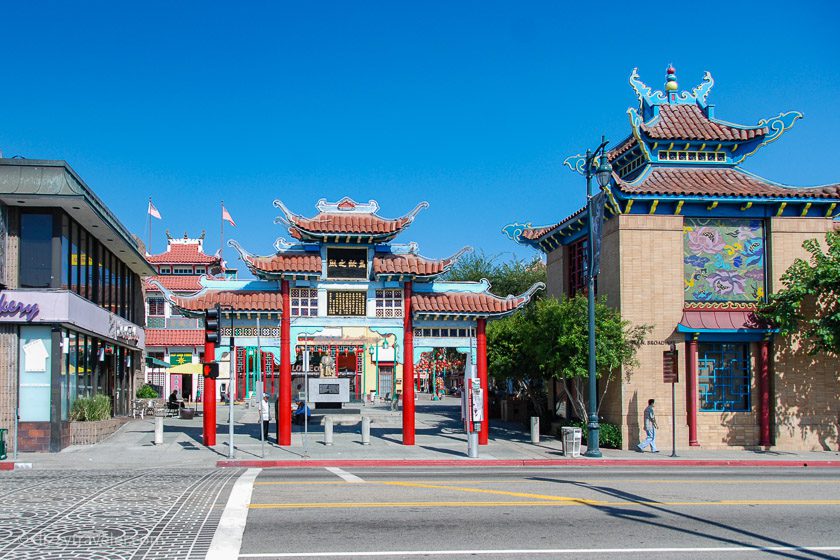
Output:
[
  {"left": 216, "top": 459, "right": 840, "bottom": 469},
  {"left": 0, "top": 463, "right": 14, "bottom": 471}
]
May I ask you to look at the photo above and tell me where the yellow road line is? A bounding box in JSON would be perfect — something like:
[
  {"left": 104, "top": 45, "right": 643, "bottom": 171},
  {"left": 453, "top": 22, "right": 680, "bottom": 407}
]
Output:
[
  {"left": 381, "top": 481, "right": 593, "bottom": 503},
  {"left": 249, "top": 499, "right": 840, "bottom": 510}
]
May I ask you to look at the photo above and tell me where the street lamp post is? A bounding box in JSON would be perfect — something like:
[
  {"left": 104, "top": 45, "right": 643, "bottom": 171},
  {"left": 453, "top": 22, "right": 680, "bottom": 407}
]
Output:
[{"left": 583, "top": 136, "right": 613, "bottom": 458}]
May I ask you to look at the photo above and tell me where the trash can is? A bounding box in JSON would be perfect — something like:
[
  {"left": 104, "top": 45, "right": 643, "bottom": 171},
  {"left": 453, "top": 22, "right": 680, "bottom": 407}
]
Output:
[
  {"left": 561, "top": 426, "right": 582, "bottom": 458},
  {"left": 0, "top": 428, "right": 7, "bottom": 460}
]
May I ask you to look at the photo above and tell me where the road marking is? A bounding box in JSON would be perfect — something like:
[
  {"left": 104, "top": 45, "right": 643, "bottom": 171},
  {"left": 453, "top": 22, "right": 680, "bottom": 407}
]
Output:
[
  {"left": 206, "top": 468, "right": 261, "bottom": 560},
  {"left": 249, "top": 498, "right": 840, "bottom": 510},
  {"left": 325, "top": 467, "right": 364, "bottom": 483},
  {"left": 238, "top": 545, "right": 840, "bottom": 558},
  {"left": 382, "top": 480, "right": 590, "bottom": 503}
]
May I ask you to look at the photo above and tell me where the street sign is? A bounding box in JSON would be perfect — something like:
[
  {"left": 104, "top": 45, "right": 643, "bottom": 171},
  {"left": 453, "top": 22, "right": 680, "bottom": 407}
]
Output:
[{"left": 663, "top": 350, "right": 679, "bottom": 383}]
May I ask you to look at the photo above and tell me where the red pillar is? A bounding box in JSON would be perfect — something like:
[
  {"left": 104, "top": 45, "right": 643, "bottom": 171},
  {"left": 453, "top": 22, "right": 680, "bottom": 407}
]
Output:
[
  {"left": 686, "top": 337, "right": 699, "bottom": 446},
  {"left": 278, "top": 279, "right": 292, "bottom": 446},
  {"left": 402, "top": 282, "right": 415, "bottom": 445},
  {"left": 759, "top": 340, "right": 771, "bottom": 447},
  {"left": 477, "top": 318, "right": 489, "bottom": 445},
  {"left": 202, "top": 339, "right": 217, "bottom": 446}
]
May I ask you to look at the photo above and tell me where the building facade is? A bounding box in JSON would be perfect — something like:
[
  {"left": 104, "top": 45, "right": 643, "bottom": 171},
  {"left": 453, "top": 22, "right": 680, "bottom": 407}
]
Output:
[
  {"left": 153, "top": 197, "right": 543, "bottom": 445},
  {"left": 0, "top": 159, "right": 153, "bottom": 452},
  {"left": 505, "top": 67, "right": 840, "bottom": 451},
  {"left": 144, "top": 232, "right": 227, "bottom": 401}
]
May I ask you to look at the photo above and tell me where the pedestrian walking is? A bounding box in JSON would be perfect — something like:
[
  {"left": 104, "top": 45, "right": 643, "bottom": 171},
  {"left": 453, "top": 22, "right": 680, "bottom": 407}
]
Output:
[
  {"left": 259, "top": 394, "right": 271, "bottom": 441},
  {"left": 637, "top": 398, "right": 659, "bottom": 453}
]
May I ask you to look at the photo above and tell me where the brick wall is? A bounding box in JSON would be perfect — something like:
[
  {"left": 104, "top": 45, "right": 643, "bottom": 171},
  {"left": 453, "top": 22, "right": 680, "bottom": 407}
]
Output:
[
  {"left": 0, "top": 325, "right": 17, "bottom": 440},
  {"left": 18, "top": 421, "right": 50, "bottom": 452},
  {"left": 768, "top": 217, "right": 839, "bottom": 451},
  {"left": 69, "top": 417, "right": 129, "bottom": 446}
]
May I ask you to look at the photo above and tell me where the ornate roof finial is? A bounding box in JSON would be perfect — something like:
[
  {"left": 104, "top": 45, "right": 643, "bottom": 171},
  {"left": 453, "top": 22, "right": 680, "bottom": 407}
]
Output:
[{"left": 665, "top": 65, "right": 678, "bottom": 92}]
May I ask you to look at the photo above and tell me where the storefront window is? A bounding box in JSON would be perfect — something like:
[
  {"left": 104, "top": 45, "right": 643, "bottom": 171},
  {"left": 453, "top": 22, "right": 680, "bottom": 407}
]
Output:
[
  {"left": 19, "top": 212, "right": 54, "bottom": 288},
  {"left": 61, "top": 214, "right": 70, "bottom": 290}
]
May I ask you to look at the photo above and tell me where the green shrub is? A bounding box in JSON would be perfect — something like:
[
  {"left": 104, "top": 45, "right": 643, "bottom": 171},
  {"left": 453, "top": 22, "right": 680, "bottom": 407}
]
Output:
[
  {"left": 136, "top": 384, "right": 159, "bottom": 399},
  {"left": 70, "top": 395, "right": 112, "bottom": 422},
  {"left": 556, "top": 419, "right": 622, "bottom": 449}
]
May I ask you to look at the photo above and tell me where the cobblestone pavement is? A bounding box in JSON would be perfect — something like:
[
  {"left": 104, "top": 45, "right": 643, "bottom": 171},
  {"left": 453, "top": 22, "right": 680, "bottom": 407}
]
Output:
[{"left": 0, "top": 468, "right": 242, "bottom": 559}]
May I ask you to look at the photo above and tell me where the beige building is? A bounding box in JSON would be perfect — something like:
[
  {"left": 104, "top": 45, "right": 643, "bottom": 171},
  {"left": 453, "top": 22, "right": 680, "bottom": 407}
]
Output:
[{"left": 506, "top": 67, "right": 840, "bottom": 451}]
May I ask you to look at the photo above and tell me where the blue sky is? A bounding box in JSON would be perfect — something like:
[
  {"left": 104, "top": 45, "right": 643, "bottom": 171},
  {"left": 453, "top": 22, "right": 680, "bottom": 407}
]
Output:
[{"left": 1, "top": 1, "right": 838, "bottom": 274}]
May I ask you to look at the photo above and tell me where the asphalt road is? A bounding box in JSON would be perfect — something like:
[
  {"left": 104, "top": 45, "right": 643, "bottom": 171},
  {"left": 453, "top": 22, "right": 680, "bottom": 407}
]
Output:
[
  {"left": 240, "top": 467, "right": 840, "bottom": 560},
  {"left": 2, "top": 466, "right": 839, "bottom": 559}
]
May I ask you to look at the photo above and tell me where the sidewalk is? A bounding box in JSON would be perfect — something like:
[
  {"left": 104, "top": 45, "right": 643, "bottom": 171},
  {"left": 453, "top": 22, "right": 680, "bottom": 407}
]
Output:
[{"left": 4, "top": 397, "right": 839, "bottom": 470}]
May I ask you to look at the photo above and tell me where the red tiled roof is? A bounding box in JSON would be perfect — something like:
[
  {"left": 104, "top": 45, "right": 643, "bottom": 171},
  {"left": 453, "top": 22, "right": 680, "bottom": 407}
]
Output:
[
  {"left": 290, "top": 213, "right": 412, "bottom": 236},
  {"left": 608, "top": 137, "right": 637, "bottom": 161},
  {"left": 146, "top": 275, "right": 204, "bottom": 292},
  {"left": 147, "top": 243, "right": 219, "bottom": 264},
  {"left": 412, "top": 292, "right": 526, "bottom": 315},
  {"left": 373, "top": 254, "right": 453, "bottom": 276},
  {"left": 247, "top": 253, "right": 322, "bottom": 273},
  {"left": 618, "top": 167, "right": 840, "bottom": 199},
  {"left": 145, "top": 329, "right": 205, "bottom": 347},
  {"left": 173, "top": 290, "right": 283, "bottom": 312},
  {"left": 641, "top": 105, "right": 767, "bottom": 142},
  {"left": 679, "top": 310, "right": 767, "bottom": 330}
]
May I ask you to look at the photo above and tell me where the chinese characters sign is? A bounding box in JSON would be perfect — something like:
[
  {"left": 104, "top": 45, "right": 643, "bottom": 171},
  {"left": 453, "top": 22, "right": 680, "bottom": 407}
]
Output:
[
  {"left": 683, "top": 218, "right": 765, "bottom": 302},
  {"left": 327, "top": 291, "right": 366, "bottom": 316},
  {"left": 326, "top": 248, "right": 367, "bottom": 279}
]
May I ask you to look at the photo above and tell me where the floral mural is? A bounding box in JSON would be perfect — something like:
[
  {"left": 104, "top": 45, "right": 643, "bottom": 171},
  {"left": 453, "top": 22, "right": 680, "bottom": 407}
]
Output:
[{"left": 683, "top": 218, "right": 765, "bottom": 302}]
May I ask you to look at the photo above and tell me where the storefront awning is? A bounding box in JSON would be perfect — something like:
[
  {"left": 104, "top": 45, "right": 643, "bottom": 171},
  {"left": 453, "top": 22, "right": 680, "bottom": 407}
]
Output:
[
  {"left": 145, "top": 356, "right": 170, "bottom": 368},
  {"left": 169, "top": 362, "right": 204, "bottom": 375},
  {"left": 677, "top": 310, "right": 775, "bottom": 333}
]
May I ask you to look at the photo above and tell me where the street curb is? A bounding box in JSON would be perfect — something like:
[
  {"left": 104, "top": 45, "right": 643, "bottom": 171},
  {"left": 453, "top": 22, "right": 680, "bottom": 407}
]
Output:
[
  {"left": 1, "top": 462, "right": 17, "bottom": 471},
  {"left": 216, "top": 459, "right": 840, "bottom": 469}
]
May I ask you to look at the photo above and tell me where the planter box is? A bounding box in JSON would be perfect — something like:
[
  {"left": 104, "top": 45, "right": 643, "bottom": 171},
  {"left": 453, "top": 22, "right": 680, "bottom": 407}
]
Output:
[{"left": 69, "top": 417, "right": 130, "bottom": 446}]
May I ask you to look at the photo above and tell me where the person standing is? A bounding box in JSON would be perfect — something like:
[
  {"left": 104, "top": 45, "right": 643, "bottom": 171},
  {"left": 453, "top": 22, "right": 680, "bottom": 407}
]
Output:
[
  {"left": 637, "top": 398, "right": 659, "bottom": 453},
  {"left": 259, "top": 394, "right": 271, "bottom": 441}
]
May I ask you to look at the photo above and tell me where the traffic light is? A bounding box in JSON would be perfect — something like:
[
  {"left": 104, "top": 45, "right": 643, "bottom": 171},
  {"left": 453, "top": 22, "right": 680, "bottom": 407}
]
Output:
[
  {"left": 203, "top": 362, "right": 219, "bottom": 379},
  {"left": 204, "top": 304, "right": 221, "bottom": 346}
]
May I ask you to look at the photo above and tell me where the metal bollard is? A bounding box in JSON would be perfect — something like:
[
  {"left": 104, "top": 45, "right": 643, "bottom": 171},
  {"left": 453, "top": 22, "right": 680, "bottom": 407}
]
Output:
[
  {"left": 530, "top": 416, "right": 540, "bottom": 444},
  {"left": 324, "top": 417, "right": 334, "bottom": 446},
  {"left": 155, "top": 415, "right": 164, "bottom": 445},
  {"left": 361, "top": 416, "right": 371, "bottom": 445}
]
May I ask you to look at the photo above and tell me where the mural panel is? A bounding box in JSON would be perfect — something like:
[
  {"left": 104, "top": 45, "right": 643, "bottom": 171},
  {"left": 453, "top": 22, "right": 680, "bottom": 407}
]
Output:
[{"left": 683, "top": 218, "right": 765, "bottom": 302}]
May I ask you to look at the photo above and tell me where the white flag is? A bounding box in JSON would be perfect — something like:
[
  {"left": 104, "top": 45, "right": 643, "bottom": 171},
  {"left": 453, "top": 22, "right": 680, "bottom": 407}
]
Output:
[
  {"left": 148, "top": 200, "right": 162, "bottom": 220},
  {"left": 222, "top": 205, "right": 236, "bottom": 227}
]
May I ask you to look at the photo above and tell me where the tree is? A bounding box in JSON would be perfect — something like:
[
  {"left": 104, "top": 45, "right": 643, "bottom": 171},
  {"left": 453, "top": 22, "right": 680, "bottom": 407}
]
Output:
[
  {"left": 487, "top": 295, "right": 650, "bottom": 423},
  {"left": 445, "top": 250, "right": 546, "bottom": 299},
  {"left": 758, "top": 231, "right": 840, "bottom": 356}
]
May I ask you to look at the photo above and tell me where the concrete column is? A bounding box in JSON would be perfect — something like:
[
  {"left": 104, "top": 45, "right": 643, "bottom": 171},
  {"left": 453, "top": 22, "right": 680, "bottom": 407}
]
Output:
[
  {"left": 686, "top": 337, "right": 699, "bottom": 446},
  {"left": 279, "top": 279, "right": 292, "bottom": 446},
  {"left": 477, "top": 318, "right": 489, "bottom": 445},
  {"left": 361, "top": 416, "right": 371, "bottom": 445},
  {"left": 402, "top": 282, "right": 415, "bottom": 445},
  {"left": 759, "top": 340, "right": 771, "bottom": 447}
]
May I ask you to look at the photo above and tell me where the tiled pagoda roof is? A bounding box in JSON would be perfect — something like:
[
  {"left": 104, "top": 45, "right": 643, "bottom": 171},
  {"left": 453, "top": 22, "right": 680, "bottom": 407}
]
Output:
[
  {"left": 678, "top": 309, "right": 769, "bottom": 331},
  {"left": 617, "top": 167, "right": 840, "bottom": 199},
  {"left": 275, "top": 198, "right": 428, "bottom": 242},
  {"left": 412, "top": 283, "right": 544, "bottom": 317},
  {"left": 373, "top": 247, "right": 471, "bottom": 278},
  {"left": 171, "top": 290, "right": 283, "bottom": 312},
  {"left": 640, "top": 104, "right": 767, "bottom": 142},
  {"left": 246, "top": 253, "right": 323, "bottom": 274},
  {"left": 412, "top": 291, "right": 530, "bottom": 315},
  {"left": 145, "top": 329, "right": 205, "bottom": 347},
  {"left": 145, "top": 275, "right": 205, "bottom": 292},
  {"left": 147, "top": 242, "right": 219, "bottom": 265}
]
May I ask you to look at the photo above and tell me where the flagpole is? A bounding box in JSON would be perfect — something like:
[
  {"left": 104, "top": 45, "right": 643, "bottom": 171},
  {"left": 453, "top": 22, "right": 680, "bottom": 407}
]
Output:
[
  {"left": 147, "top": 197, "right": 152, "bottom": 255},
  {"left": 220, "top": 200, "right": 224, "bottom": 267}
]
